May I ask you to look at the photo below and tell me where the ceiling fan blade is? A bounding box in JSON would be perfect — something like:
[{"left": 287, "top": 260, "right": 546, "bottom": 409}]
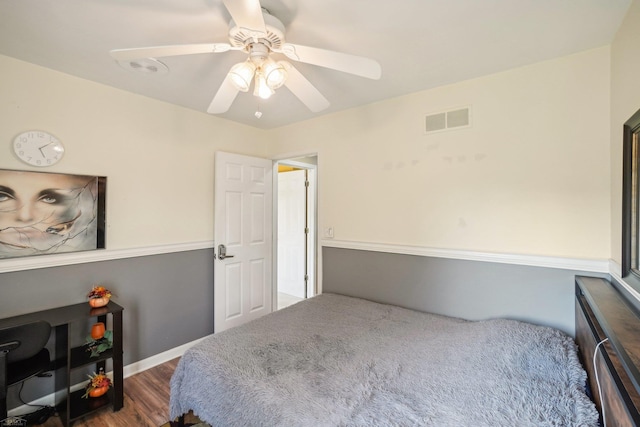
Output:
[
  {"left": 110, "top": 43, "right": 236, "bottom": 61},
  {"left": 207, "top": 75, "right": 240, "bottom": 114},
  {"left": 223, "top": 0, "right": 267, "bottom": 39},
  {"left": 278, "top": 43, "right": 382, "bottom": 80},
  {"left": 283, "top": 63, "right": 330, "bottom": 112}
]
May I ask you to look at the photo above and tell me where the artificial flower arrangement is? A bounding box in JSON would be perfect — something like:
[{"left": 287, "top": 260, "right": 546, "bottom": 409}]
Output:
[
  {"left": 87, "top": 285, "right": 113, "bottom": 308},
  {"left": 87, "top": 285, "right": 112, "bottom": 299},
  {"left": 82, "top": 369, "right": 112, "bottom": 398}
]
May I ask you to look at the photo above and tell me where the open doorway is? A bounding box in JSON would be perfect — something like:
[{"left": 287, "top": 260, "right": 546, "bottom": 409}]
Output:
[{"left": 276, "top": 155, "right": 317, "bottom": 310}]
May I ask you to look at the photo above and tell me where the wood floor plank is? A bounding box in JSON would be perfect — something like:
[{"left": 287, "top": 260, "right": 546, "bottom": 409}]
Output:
[{"left": 38, "top": 358, "right": 179, "bottom": 427}]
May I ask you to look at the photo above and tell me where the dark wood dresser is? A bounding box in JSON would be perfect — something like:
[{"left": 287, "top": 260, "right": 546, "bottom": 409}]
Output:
[{"left": 576, "top": 276, "right": 640, "bottom": 426}]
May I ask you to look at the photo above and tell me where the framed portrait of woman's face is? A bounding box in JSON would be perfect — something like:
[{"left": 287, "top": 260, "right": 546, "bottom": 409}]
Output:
[{"left": 0, "top": 169, "right": 106, "bottom": 259}]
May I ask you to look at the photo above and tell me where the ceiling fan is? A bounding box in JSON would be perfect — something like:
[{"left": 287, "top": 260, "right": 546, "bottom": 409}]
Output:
[{"left": 110, "top": 0, "right": 382, "bottom": 115}]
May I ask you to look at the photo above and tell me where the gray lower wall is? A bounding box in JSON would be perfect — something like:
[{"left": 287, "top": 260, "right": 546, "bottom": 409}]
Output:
[
  {"left": 1, "top": 249, "right": 214, "bottom": 411},
  {"left": 322, "top": 247, "right": 608, "bottom": 336},
  {"left": 1, "top": 245, "right": 608, "bottom": 412},
  {"left": 1, "top": 249, "right": 214, "bottom": 361}
]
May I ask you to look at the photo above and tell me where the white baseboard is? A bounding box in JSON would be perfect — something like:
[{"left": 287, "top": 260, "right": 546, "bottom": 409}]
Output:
[
  {"left": 122, "top": 335, "right": 210, "bottom": 378},
  {"left": 8, "top": 335, "right": 211, "bottom": 417}
]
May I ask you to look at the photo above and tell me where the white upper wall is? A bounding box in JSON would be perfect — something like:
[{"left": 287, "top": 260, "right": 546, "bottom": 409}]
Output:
[
  {"left": 0, "top": 42, "right": 614, "bottom": 261},
  {"left": 268, "top": 47, "right": 612, "bottom": 260},
  {"left": 0, "top": 54, "right": 267, "bottom": 250},
  {"left": 611, "top": 0, "right": 640, "bottom": 266}
]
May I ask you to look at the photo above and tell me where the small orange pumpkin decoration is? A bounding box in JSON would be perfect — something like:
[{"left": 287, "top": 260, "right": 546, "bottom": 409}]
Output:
[
  {"left": 88, "top": 386, "right": 109, "bottom": 398},
  {"left": 87, "top": 286, "right": 112, "bottom": 308},
  {"left": 90, "top": 322, "right": 106, "bottom": 340},
  {"left": 89, "top": 297, "right": 110, "bottom": 308},
  {"left": 83, "top": 370, "right": 112, "bottom": 399}
]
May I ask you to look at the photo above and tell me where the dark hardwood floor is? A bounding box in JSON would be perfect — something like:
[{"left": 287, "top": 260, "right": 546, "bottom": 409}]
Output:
[{"left": 38, "top": 357, "right": 179, "bottom": 427}]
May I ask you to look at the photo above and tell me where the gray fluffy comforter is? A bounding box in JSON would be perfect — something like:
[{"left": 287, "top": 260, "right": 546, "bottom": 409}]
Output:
[{"left": 170, "top": 293, "right": 598, "bottom": 426}]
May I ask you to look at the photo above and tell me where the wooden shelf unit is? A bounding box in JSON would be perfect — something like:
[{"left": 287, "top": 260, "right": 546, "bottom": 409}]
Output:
[{"left": 0, "top": 301, "right": 123, "bottom": 426}]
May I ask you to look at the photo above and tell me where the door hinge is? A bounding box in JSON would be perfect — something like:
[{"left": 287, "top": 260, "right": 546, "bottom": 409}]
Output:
[
  {"left": 304, "top": 274, "right": 309, "bottom": 282},
  {"left": 305, "top": 180, "right": 310, "bottom": 188},
  {"left": 304, "top": 227, "right": 309, "bottom": 234}
]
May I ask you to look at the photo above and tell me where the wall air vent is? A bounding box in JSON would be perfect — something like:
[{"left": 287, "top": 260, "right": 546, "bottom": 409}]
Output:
[{"left": 425, "top": 106, "right": 471, "bottom": 134}]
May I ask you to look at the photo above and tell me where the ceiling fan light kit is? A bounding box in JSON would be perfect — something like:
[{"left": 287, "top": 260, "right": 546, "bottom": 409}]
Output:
[
  {"left": 253, "top": 71, "right": 273, "bottom": 99},
  {"left": 227, "top": 44, "right": 288, "bottom": 98},
  {"left": 228, "top": 61, "right": 256, "bottom": 92},
  {"left": 109, "top": 0, "right": 382, "bottom": 115},
  {"left": 262, "top": 59, "right": 287, "bottom": 89}
]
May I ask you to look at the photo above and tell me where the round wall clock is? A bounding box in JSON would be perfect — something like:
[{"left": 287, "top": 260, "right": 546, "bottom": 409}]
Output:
[{"left": 13, "top": 130, "right": 65, "bottom": 167}]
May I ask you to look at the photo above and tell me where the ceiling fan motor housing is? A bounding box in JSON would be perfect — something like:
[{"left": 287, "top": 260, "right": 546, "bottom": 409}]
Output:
[
  {"left": 228, "top": 11, "right": 285, "bottom": 51},
  {"left": 248, "top": 43, "right": 270, "bottom": 65}
]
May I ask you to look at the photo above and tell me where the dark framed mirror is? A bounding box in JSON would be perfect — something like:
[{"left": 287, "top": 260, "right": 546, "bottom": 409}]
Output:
[{"left": 621, "top": 107, "right": 640, "bottom": 281}]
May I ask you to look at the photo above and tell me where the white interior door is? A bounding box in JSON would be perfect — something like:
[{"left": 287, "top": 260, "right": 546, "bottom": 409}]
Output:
[
  {"left": 277, "top": 170, "right": 307, "bottom": 298},
  {"left": 214, "top": 151, "right": 273, "bottom": 333}
]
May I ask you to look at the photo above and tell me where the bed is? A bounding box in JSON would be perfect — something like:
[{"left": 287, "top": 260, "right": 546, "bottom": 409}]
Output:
[{"left": 170, "top": 289, "right": 604, "bottom": 426}]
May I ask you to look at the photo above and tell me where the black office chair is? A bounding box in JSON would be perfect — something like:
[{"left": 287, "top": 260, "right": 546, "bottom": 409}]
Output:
[{"left": 0, "top": 320, "right": 51, "bottom": 421}]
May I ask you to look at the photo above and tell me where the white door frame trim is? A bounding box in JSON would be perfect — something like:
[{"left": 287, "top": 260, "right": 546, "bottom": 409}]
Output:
[{"left": 273, "top": 154, "right": 320, "bottom": 308}]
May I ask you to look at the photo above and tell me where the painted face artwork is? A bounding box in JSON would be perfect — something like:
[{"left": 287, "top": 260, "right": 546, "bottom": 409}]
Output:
[{"left": 0, "top": 170, "right": 99, "bottom": 258}]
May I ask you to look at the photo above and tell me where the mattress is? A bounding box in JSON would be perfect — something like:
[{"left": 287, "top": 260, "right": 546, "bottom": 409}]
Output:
[{"left": 170, "top": 293, "right": 598, "bottom": 426}]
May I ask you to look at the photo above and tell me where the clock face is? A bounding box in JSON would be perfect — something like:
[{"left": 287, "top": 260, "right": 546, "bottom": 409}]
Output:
[{"left": 13, "top": 131, "right": 65, "bottom": 167}]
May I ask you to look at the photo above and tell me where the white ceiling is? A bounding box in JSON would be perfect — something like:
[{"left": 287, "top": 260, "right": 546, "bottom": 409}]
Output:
[{"left": 0, "top": 0, "right": 631, "bottom": 129}]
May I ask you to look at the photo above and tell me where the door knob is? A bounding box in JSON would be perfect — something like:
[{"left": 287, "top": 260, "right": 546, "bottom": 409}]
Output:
[{"left": 218, "top": 244, "right": 234, "bottom": 260}]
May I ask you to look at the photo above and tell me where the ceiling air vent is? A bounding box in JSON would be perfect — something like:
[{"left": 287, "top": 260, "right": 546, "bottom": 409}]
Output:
[{"left": 425, "top": 106, "right": 471, "bottom": 134}]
